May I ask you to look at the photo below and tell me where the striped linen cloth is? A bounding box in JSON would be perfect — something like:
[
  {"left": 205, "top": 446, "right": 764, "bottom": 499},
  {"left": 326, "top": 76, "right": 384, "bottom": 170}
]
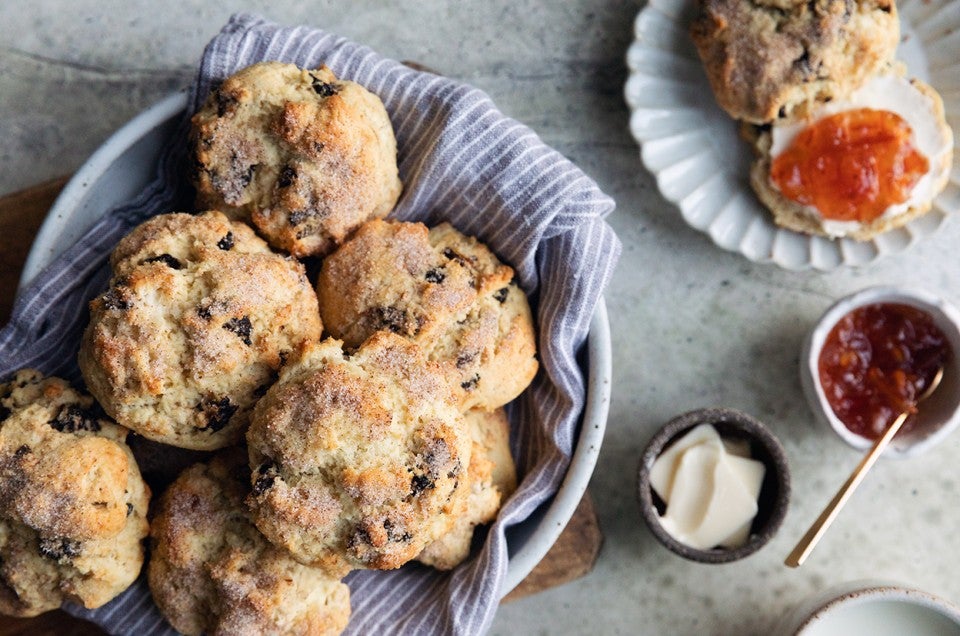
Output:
[{"left": 1, "top": 13, "right": 620, "bottom": 635}]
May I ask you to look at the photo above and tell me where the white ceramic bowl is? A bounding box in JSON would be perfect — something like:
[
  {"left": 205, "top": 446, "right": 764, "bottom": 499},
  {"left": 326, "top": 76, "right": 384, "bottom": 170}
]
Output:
[
  {"left": 800, "top": 286, "right": 960, "bottom": 458},
  {"left": 19, "top": 90, "right": 613, "bottom": 599},
  {"left": 775, "top": 581, "right": 960, "bottom": 635}
]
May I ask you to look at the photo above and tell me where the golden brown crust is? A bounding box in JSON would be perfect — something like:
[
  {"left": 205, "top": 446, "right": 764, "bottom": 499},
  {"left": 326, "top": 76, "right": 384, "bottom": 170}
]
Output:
[
  {"left": 149, "top": 450, "right": 350, "bottom": 636},
  {"left": 0, "top": 370, "right": 149, "bottom": 617},
  {"left": 246, "top": 333, "right": 471, "bottom": 574},
  {"left": 690, "top": 0, "right": 899, "bottom": 123},
  {"left": 317, "top": 219, "right": 538, "bottom": 411},
  {"left": 79, "top": 211, "right": 322, "bottom": 450},
  {"left": 191, "top": 62, "right": 402, "bottom": 257}
]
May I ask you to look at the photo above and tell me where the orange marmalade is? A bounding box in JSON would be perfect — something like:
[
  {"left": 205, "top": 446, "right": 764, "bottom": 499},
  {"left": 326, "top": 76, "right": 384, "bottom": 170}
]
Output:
[
  {"left": 818, "top": 303, "right": 949, "bottom": 440},
  {"left": 771, "top": 109, "right": 929, "bottom": 223}
]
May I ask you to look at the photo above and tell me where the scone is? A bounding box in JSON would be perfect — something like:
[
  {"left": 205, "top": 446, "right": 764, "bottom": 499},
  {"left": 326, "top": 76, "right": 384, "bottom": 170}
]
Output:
[
  {"left": 690, "top": 0, "right": 900, "bottom": 123},
  {"left": 79, "top": 211, "right": 321, "bottom": 450},
  {"left": 417, "top": 407, "right": 517, "bottom": 570},
  {"left": 246, "top": 333, "right": 471, "bottom": 575},
  {"left": 317, "top": 219, "right": 538, "bottom": 411},
  {"left": 191, "top": 61, "right": 402, "bottom": 257},
  {"left": 149, "top": 450, "right": 350, "bottom": 636},
  {"left": 0, "top": 370, "right": 149, "bottom": 617},
  {"left": 748, "top": 72, "right": 954, "bottom": 240}
]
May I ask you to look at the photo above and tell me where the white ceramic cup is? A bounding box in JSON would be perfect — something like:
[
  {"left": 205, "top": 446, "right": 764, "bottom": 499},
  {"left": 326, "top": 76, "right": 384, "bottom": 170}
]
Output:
[{"left": 775, "top": 581, "right": 960, "bottom": 635}]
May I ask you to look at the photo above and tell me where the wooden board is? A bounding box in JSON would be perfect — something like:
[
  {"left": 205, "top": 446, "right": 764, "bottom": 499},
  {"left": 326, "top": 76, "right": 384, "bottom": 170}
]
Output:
[
  {"left": 0, "top": 178, "right": 603, "bottom": 632},
  {"left": 0, "top": 176, "right": 69, "bottom": 324},
  {"left": 502, "top": 493, "right": 603, "bottom": 602}
]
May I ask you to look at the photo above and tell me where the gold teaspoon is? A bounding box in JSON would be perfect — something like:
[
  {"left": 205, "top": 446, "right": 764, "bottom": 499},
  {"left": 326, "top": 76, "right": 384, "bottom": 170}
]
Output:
[{"left": 785, "top": 366, "right": 945, "bottom": 568}]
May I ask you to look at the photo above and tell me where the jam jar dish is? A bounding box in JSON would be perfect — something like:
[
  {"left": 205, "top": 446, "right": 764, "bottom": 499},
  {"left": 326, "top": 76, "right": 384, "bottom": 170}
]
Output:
[{"left": 801, "top": 286, "right": 960, "bottom": 458}]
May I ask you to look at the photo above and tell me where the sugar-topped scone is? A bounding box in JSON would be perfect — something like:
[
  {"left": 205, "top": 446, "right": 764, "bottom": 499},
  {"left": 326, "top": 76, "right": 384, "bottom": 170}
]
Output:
[
  {"left": 317, "top": 219, "right": 538, "bottom": 411},
  {"left": 79, "top": 211, "right": 321, "bottom": 450},
  {"left": 690, "top": 0, "right": 900, "bottom": 123},
  {"left": 417, "top": 407, "right": 517, "bottom": 570},
  {"left": 149, "top": 450, "right": 350, "bottom": 636},
  {"left": 0, "top": 370, "right": 149, "bottom": 617},
  {"left": 191, "top": 61, "right": 402, "bottom": 257},
  {"left": 246, "top": 333, "right": 471, "bottom": 575}
]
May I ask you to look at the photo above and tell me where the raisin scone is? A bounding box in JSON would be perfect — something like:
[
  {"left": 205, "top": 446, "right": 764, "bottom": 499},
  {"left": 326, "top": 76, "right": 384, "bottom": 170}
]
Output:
[
  {"left": 191, "top": 61, "right": 403, "bottom": 257},
  {"left": 417, "top": 407, "right": 517, "bottom": 570},
  {"left": 79, "top": 211, "right": 321, "bottom": 451},
  {"left": 690, "top": 0, "right": 900, "bottom": 124},
  {"left": 317, "top": 219, "right": 538, "bottom": 411},
  {"left": 246, "top": 333, "right": 471, "bottom": 575},
  {"left": 149, "top": 450, "right": 350, "bottom": 636},
  {"left": 0, "top": 370, "right": 149, "bottom": 617}
]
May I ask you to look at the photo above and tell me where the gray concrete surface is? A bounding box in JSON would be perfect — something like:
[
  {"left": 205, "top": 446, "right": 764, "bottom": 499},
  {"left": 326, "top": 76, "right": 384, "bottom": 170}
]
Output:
[{"left": 3, "top": 2, "right": 960, "bottom": 634}]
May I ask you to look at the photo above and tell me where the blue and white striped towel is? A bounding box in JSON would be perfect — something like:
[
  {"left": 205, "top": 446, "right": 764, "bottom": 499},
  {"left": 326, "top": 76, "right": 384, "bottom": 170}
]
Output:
[{"left": 0, "top": 13, "right": 620, "bottom": 635}]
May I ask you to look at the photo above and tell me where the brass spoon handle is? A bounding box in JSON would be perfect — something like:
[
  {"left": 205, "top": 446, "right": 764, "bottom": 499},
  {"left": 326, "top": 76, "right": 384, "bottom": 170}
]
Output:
[
  {"left": 784, "top": 410, "right": 910, "bottom": 568},
  {"left": 786, "top": 367, "right": 943, "bottom": 568}
]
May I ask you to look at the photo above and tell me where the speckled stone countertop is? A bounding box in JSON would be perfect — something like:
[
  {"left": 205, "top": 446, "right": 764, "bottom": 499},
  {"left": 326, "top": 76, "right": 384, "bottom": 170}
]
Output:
[{"left": 3, "top": 2, "right": 960, "bottom": 634}]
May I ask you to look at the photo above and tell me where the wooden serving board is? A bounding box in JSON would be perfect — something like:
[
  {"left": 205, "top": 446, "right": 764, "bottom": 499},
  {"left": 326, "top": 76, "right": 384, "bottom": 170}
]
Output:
[{"left": 0, "top": 178, "right": 603, "bottom": 634}]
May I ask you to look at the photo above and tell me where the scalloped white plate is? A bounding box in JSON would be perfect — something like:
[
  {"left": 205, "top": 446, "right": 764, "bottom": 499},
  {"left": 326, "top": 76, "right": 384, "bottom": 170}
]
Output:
[{"left": 625, "top": 0, "right": 960, "bottom": 271}]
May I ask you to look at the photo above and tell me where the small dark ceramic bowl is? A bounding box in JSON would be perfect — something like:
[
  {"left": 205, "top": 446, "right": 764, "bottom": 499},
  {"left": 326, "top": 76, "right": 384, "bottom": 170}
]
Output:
[{"left": 636, "top": 407, "right": 791, "bottom": 563}]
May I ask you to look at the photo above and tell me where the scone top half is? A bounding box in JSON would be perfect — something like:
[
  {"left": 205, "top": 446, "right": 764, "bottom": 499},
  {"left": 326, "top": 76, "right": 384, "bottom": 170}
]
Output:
[
  {"left": 0, "top": 370, "right": 150, "bottom": 617},
  {"left": 191, "top": 61, "right": 403, "bottom": 258},
  {"left": 80, "top": 211, "right": 322, "bottom": 451},
  {"left": 690, "top": 0, "right": 900, "bottom": 124}
]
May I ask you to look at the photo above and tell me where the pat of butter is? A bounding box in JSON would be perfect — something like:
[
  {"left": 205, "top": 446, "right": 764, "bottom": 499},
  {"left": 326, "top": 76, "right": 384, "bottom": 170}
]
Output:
[
  {"left": 651, "top": 424, "right": 766, "bottom": 550},
  {"left": 719, "top": 454, "right": 766, "bottom": 548},
  {"left": 659, "top": 444, "right": 717, "bottom": 535},
  {"left": 650, "top": 424, "right": 722, "bottom": 501}
]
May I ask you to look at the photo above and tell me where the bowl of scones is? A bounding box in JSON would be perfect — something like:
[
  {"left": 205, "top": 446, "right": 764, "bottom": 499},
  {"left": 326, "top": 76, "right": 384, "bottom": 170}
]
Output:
[{"left": 1, "top": 59, "right": 612, "bottom": 632}]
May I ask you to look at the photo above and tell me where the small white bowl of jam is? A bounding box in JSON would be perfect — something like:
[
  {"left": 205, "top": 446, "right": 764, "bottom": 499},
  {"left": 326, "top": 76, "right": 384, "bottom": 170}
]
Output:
[{"left": 801, "top": 286, "right": 960, "bottom": 458}]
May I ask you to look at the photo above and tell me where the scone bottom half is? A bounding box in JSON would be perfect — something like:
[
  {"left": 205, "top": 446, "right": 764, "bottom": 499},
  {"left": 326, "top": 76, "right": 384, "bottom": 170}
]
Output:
[
  {"left": 747, "top": 73, "right": 954, "bottom": 241},
  {"left": 191, "top": 61, "right": 403, "bottom": 258},
  {"left": 246, "top": 333, "right": 475, "bottom": 575},
  {"left": 0, "top": 370, "right": 150, "bottom": 618},
  {"left": 79, "top": 210, "right": 322, "bottom": 451}
]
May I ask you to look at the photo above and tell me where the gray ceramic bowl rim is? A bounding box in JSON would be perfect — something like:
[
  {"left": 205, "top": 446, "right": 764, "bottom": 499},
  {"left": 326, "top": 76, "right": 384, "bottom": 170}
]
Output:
[
  {"left": 17, "top": 90, "right": 613, "bottom": 599},
  {"left": 636, "top": 407, "right": 791, "bottom": 563},
  {"left": 783, "top": 581, "right": 960, "bottom": 634},
  {"left": 799, "top": 285, "right": 960, "bottom": 458}
]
